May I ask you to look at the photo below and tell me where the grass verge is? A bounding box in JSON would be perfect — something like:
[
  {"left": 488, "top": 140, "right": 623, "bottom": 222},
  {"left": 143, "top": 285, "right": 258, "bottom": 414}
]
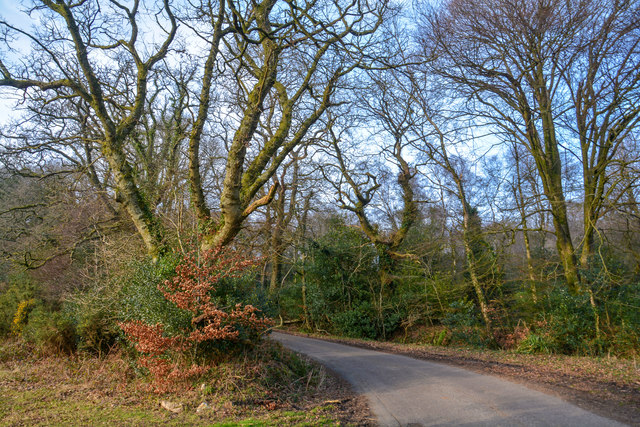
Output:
[{"left": 0, "top": 337, "right": 371, "bottom": 426}]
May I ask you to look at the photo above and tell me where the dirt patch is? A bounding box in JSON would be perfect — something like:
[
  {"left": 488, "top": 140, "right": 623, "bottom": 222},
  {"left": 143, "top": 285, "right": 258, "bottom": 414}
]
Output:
[{"left": 280, "top": 329, "right": 640, "bottom": 426}]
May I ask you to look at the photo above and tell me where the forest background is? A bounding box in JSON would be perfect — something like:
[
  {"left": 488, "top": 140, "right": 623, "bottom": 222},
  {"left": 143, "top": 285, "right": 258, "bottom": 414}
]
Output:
[{"left": 0, "top": 0, "right": 639, "bottom": 380}]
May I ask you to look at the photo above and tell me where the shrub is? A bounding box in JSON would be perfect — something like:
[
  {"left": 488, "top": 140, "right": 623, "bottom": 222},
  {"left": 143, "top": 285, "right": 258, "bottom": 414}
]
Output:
[
  {"left": 62, "top": 253, "right": 184, "bottom": 355},
  {"left": 442, "top": 300, "right": 490, "bottom": 346},
  {"left": 276, "top": 281, "right": 304, "bottom": 321},
  {"left": 609, "top": 323, "right": 639, "bottom": 358},
  {"left": 71, "top": 300, "right": 121, "bottom": 355},
  {"left": 11, "top": 298, "right": 36, "bottom": 336},
  {"left": 442, "top": 299, "right": 479, "bottom": 328},
  {"left": 119, "top": 247, "right": 273, "bottom": 392},
  {"left": 301, "top": 217, "right": 406, "bottom": 339},
  {"left": 516, "top": 333, "right": 553, "bottom": 354},
  {"left": 493, "top": 320, "right": 530, "bottom": 350},
  {"left": 433, "top": 329, "right": 448, "bottom": 346},
  {"left": 332, "top": 303, "right": 378, "bottom": 339},
  {"left": 601, "top": 281, "right": 640, "bottom": 357},
  {"left": 0, "top": 274, "right": 38, "bottom": 337},
  {"left": 543, "top": 288, "right": 598, "bottom": 355},
  {"left": 212, "top": 271, "right": 275, "bottom": 319},
  {"left": 117, "top": 254, "right": 188, "bottom": 335},
  {"left": 22, "top": 306, "right": 77, "bottom": 355}
]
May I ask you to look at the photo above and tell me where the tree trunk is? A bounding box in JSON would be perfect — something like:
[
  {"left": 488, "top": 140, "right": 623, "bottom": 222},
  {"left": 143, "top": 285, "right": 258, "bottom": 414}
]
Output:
[
  {"left": 269, "top": 194, "right": 286, "bottom": 295},
  {"left": 187, "top": 2, "right": 225, "bottom": 223},
  {"left": 463, "top": 236, "right": 492, "bottom": 331},
  {"left": 523, "top": 87, "right": 580, "bottom": 291},
  {"left": 512, "top": 145, "right": 538, "bottom": 299},
  {"left": 460, "top": 205, "right": 492, "bottom": 332},
  {"left": 523, "top": 228, "right": 537, "bottom": 302},
  {"left": 104, "top": 141, "right": 164, "bottom": 260},
  {"left": 201, "top": 43, "right": 279, "bottom": 251},
  {"left": 301, "top": 270, "right": 312, "bottom": 330},
  {"left": 548, "top": 186, "right": 580, "bottom": 291},
  {"left": 580, "top": 213, "right": 596, "bottom": 268},
  {"left": 455, "top": 176, "right": 491, "bottom": 332}
]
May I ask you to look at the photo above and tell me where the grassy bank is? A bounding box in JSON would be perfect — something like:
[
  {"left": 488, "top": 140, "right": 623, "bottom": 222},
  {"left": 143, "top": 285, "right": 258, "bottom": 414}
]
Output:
[{"left": 0, "top": 338, "right": 370, "bottom": 426}]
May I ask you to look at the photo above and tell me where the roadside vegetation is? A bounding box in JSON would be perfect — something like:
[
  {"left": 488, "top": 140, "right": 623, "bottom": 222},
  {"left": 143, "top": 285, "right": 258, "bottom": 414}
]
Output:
[
  {"left": 277, "top": 216, "right": 640, "bottom": 359},
  {"left": 0, "top": 246, "right": 368, "bottom": 425},
  {"left": 0, "top": 337, "right": 363, "bottom": 426}
]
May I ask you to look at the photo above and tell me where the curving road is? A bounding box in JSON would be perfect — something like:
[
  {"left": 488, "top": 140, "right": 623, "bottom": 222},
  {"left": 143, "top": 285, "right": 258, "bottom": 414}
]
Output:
[{"left": 271, "top": 332, "right": 625, "bottom": 427}]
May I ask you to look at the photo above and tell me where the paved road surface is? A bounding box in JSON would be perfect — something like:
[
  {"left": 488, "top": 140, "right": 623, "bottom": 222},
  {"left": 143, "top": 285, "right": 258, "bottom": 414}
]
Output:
[{"left": 271, "top": 332, "right": 625, "bottom": 427}]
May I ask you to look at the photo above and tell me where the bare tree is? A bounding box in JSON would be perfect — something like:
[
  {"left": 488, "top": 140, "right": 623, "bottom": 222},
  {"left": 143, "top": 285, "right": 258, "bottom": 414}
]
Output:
[
  {"left": 1, "top": 0, "right": 391, "bottom": 258},
  {"left": 561, "top": 0, "right": 640, "bottom": 266},
  {"left": 1, "top": 0, "right": 177, "bottom": 260},
  {"left": 420, "top": 0, "right": 614, "bottom": 290},
  {"left": 189, "top": 0, "right": 391, "bottom": 250},
  {"left": 266, "top": 147, "right": 309, "bottom": 294},
  {"left": 407, "top": 75, "right": 496, "bottom": 331},
  {"left": 322, "top": 65, "right": 420, "bottom": 336}
]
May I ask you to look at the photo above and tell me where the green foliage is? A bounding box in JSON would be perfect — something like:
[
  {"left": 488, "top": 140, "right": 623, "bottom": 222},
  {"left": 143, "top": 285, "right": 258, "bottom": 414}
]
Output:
[
  {"left": 332, "top": 301, "right": 404, "bottom": 339},
  {"left": 214, "top": 273, "right": 275, "bottom": 319},
  {"left": 119, "top": 248, "right": 273, "bottom": 392},
  {"left": 0, "top": 274, "right": 38, "bottom": 336},
  {"left": 1, "top": 273, "right": 78, "bottom": 355},
  {"left": 433, "top": 329, "right": 448, "bottom": 346},
  {"left": 441, "top": 300, "right": 490, "bottom": 347},
  {"left": 332, "top": 303, "right": 378, "bottom": 339},
  {"left": 596, "top": 275, "right": 640, "bottom": 357},
  {"left": 61, "top": 253, "right": 186, "bottom": 355},
  {"left": 5, "top": 196, "right": 640, "bottom": 363},
  {"left": 72, "top": 249, "right": 273, "bottom": 358},
  {"left": 0, "top": 246, "right": 277, "bottom": 363},
  {"left": 65, "top": 288, "right": 121, "bottom": 355},
  {"left": 516, "top": 333, "right": 552, "bottom": 354},
  {"left": 22, "top": 306, "right": 77, "bottom": 355},
  {"left": 442, "top": 300, "right": 479, "bottom": 328},
  {"left": 298, "top": 216, "right": 403, "bottom": 339},
  {"left": 303, "top": 218, "right": 375, "bottom": 319},
  {"left": 543, "top": 288, "right": 598, "bottom": 355},
  {"left": 609, "top": 322, "right": 640, "bottom": 358},
  {"left": 116, "top": 253, "right": 190, "bottom": 335},
  {"left": 276, "top": 282, "right": 304, "bottom": 321},
  {"left": 524, "top": 277, "right": 640, "bottom": 357},
  {"left": 506, "top": 285, "right": 542, "bottom": 321}
]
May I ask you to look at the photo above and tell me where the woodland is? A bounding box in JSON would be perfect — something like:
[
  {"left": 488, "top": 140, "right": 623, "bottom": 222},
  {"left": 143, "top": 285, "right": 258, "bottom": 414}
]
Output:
[{"left": 0, "top": 0, "right": 639, "bottom": 394}]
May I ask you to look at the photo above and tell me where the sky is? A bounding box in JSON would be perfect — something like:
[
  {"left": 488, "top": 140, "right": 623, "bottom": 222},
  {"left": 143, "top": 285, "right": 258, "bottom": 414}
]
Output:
[
  {"left": 0, "top": 0, "right": 206, "bottom": 128},
  {"left": 0, "top": 0, "right": 34, "bottom": 125}
]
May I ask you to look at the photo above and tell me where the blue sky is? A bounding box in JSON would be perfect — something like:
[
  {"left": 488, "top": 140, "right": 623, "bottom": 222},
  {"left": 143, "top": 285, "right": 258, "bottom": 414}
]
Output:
[
  {"left": 0, "top": 1, "right": 34, "bottom": 125},
  {"left": 0, "top": 0, "right": 23, "bottom": 20}
]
